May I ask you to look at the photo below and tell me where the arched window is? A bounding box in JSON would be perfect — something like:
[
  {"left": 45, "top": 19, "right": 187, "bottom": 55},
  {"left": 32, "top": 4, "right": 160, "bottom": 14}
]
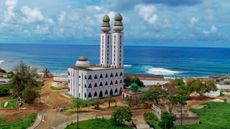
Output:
[
  {"left": 110, "top": 73, "right": 113, "bottom": 77},
  {"left": 85, "top": 75, "right": 87, "bottom": 79},
  {"left": 88, "top": 92, "right": 92, "bottom": 98},
  {"left": 88, "top": 84, "right": 92, "bottom": 88},
  {"left": 94, "top": 83, "right": 98, "bottom": 87},
  {"left": 105, "top": 74, "right": 108, "bottom": 78},
  {"left": 115, "top": 80, "right": 118, "bottom": 84},
  {"left": 115, "top": 88, "right": 118, "bottom": 93},
  {"left": 99, "top": 91, "right": 103, "bottom": 98},
  {"left": 85, "top": 84, "right": 87, "bottom": 88},
  {"left": 115, "top": 73, "right": 118, "bottom": 77},
  {"left": 105, "top": 82, "right": 108, "bottom": 86},
  {"left": 100, "top": 82, "right": 103, "bottom": 86},
  {"left": 85, "top": 93, "right": 86, "bottom": 98},
  {"left": 100, "top": 74, "right": 103, "bottom": 78},
  {"left": 110, "top": 89, "right": 113, "bottom": 96},
  {"left": 120, "top": 72, "right": 123, "bottom": 76},
  {"left": 110, "top": 81, "right": 113, "bottom": 85},
  {"left": 94, "top": 92, "right": 97, "bottom": 97},
  {"left": 105, "top": 90, "right": 108, "bottom": 95},
  {"left": 88, "top": 75, "right": 92, "bottom": 79},
  {"left": 120, "top": 80, "right": 123, "bottom": 83},
  {"left": 94, "top": 75, "right": 98, "bottom": 79}
]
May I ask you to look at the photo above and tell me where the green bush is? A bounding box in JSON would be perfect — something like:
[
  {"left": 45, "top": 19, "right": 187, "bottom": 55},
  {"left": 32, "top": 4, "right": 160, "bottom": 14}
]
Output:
[
  {"left": 111, "top": 107, "right": 132, "bottom": 125},
  {"left": 0, "top": 85, "right": 10, "bottom": 96},
  {"left": 143, "top": 112, "right": 161, "bottom": 129}
]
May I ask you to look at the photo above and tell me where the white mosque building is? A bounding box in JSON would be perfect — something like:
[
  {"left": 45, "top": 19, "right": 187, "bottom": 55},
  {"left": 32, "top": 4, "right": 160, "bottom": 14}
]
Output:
[{"left": 68, "top": 13, "right": 124, "bottom": 100}]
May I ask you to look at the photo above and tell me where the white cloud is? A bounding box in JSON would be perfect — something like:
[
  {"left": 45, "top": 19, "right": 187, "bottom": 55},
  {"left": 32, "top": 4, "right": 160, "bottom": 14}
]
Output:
[
  {"left": 4, "top": 0, "right": 17, "bottom": 22},
  {"left": 21, "top": 6, "right": 44, "bottom": 23},
  {"left": 203, "top": 25, "right": 217, "bottom": 35},
  {"left": 190, "top": 17, "right": 198, "bottom": 26},
  {"left": 135, "top": 4, "right": 158, "bottom": 25}
]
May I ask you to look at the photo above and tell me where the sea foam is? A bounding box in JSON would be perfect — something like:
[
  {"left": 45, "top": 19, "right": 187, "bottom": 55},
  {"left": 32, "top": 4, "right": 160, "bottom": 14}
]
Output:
[
  {"left": 0, "top": 60, "right": 5, "bottom": 65},
  {"left": 124, "top": 64, "right": 132, "bottom": 67},
  {"left": 147, "top": 67, "right": 180, "bottom": 75}
]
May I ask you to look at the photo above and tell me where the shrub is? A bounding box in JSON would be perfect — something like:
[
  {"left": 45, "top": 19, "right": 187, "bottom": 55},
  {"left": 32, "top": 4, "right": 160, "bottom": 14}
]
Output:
[{"left": 111, "top": 107, "right": 132, "bottom": 125}]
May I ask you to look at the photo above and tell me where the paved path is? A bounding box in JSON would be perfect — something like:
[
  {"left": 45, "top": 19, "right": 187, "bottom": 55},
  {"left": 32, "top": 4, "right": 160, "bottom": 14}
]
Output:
[{"left": 28, "top": 112, "right": 45, "bottom": 129}]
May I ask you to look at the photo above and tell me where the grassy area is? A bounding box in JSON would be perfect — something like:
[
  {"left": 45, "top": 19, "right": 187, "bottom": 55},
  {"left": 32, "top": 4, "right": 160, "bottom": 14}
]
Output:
[
  {"left": 50, "top": 86, "right": 64, "bottom": 90},
  {"left": 143, "top": 112, "right": 161, "bottom": 129},
  {"left": 0, "top": 116, "right": 7, "bottom": 123},
  {"left": 177, "top": 102, "right": 230, "bottom": 129},
  {"left": 0, "top": 98, "right": 19, "bottom": 108},
  {"left": 65, "top": 119, "right": 133, "bottom": 129},
  {"left": 0, "top": 113, "right": 37, "bottom": 129}
]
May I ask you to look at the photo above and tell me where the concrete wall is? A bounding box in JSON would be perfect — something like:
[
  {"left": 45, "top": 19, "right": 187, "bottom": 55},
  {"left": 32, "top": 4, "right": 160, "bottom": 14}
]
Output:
[{"left": 174, "top": 117, "right": 199, "bottom": 126}]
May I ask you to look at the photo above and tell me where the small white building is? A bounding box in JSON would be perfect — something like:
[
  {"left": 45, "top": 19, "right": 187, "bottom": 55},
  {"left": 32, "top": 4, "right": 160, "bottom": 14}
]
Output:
[{"left": 68, "top": 14, "right": 124, "bottom": 100}]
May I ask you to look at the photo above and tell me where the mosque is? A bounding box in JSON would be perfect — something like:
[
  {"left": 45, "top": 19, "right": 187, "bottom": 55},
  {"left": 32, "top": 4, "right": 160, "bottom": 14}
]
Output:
[{"left": 68, "top": 13, "right": 124, "bottom": 100}]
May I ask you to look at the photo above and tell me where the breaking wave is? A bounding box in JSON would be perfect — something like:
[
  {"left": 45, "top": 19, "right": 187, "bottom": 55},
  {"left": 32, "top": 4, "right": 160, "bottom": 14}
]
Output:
[
  {"left": 124, "top": 64, "right": 132, "bottom": 67},
  {"left": 146, "top": 67, "right": 180, "bottom": 75},
  {"left": 0, "top": 60, "right": 5, "bottom": 65}
]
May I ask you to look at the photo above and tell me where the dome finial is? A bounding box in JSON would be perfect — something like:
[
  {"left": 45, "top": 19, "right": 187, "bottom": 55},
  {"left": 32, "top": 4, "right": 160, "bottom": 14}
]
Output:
[
  {"left": 101, "top": 14, "right": 111, "bottom": 32},
  {"left": 114, "top": 13, "right": 123, "bottom": 32}
]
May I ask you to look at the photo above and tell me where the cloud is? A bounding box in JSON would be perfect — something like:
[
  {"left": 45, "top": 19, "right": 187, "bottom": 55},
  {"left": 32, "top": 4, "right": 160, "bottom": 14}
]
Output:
[
  {"left": 135, "top": 4, "right": 158, "bottom": 25},
  {"left": 104, "top": 0, "right": 203, "bottom": 11},
  {"left": 21, "top": 6, "right": 45, "bottom": 23},
  {"left": 4, "top": 0, "right": 17, "bottom": 22},
  {"left": 190, "top": 17, "right": 198, "bottom": 26},
  {"left": 203, "top": 25, "right": 217, "bottom": 35}
]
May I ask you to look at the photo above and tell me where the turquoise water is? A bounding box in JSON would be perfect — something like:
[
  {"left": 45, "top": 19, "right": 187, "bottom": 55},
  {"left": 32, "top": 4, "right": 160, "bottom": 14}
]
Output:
[{"left": 0, "top": 44, "right": 230, "bottom": 77}]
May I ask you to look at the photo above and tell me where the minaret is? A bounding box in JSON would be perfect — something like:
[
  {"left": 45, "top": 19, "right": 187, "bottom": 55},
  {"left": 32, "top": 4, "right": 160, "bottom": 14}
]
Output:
[
  {"left": 100, "top": 15, "right": 111, "bottom": 67},
  {"left": 112, "top": 13, "right": 124, "bottom": 68}
]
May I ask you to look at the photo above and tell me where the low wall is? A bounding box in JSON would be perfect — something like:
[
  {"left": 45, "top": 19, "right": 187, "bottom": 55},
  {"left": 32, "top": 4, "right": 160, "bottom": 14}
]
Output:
[{"left": 174, "top": 117, "right": 199, "bottom": 126}]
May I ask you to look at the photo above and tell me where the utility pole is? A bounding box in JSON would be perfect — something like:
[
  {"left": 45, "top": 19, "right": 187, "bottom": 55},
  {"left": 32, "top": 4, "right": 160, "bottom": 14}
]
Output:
[{"left": 77, "top": 98, "right": 79, "bottom": 129}]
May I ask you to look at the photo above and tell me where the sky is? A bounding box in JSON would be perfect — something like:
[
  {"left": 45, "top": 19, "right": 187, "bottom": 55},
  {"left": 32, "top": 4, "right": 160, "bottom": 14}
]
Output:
[{"left": 0, "top": 0, "right": 229, "bottom": 47}]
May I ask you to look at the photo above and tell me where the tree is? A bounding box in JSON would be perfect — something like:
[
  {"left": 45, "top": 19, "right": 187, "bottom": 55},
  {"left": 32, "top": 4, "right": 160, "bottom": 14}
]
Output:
[
  {"left": 124, "top": 77, "right": 144, "bottom": 87},
  {"left": 9, "top": 62, "right": 41, "bottom": 103},
  {"left": 22, "top": 87, "right": 38, "bottom": 104},
  {"left": 159, "top": 112, "right": 176, "bottom": 129},
  {"left": 187, "top": 79, "right": 217, "bottom": 96},
  {"left": 169, "top": 94, "right": 187, "bottom": 126},
  {"left": 111, "top": 107, "right": 132, "bottom": 125},
  {"left": 187, "top": 79, "right": 205, "bottom": 96},
  {"left": 203, "top": 80, "right": 217, "bottom": 93},
  {"left": 143, "top": 87, "right": 168, "bottom": 104}
]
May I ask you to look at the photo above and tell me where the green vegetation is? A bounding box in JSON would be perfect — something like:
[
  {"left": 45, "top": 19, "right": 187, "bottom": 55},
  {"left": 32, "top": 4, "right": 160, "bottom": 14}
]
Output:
[
  {"left": 187, "top": 79, "right": 217, "bottom": 96},
  {"left": 144, "top": 112, "right": 161, "bottom": 129},
  {"left": 0, "top": 84, "right": 10, "bottom": 96},
  {"left": 9, "top": 62, "right": 42, "bottom": 104},
  {"left": 0, "top": 116, "right": 7, "bottom": 122},
  {"left": 159, "top": 112, "right": 176, "bottom": 129},
  {"left": 144, "top": 112, "right": 176, "bottom": 129},
  {"left": 143, "top": 87, "right": 168, "bottom": 104},
  {"left": 0, "top": 113, "right": 37, "bottom": 129},
  {"left": 177, "top": 102, "right": 230, "bottom": 129},
  {"left": 50, "top": 86, "right": 64, "bottom": 90},
  {"left": 0, "top": 98, "right": 19, "bottom": 108},
  {"left": 65, "top": 119, "right": 133, "bottom": 129},
  {"left": 124, "top": 77, "right": 144, "bottom": 87},
  {"left": 111, "top": 107, "right": 132, "bottom": 125}
]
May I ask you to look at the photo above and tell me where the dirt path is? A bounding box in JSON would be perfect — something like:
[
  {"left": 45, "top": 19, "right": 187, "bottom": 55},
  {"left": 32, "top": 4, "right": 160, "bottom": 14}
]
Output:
[{"left": 35, "top": 78, "right": 71, "bottom": 129}]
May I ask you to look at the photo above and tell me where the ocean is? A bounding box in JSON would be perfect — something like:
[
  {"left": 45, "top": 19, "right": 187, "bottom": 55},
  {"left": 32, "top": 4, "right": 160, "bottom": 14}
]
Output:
[{"left": 0, "top": 44, "right": 230, "bottom": 77}]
